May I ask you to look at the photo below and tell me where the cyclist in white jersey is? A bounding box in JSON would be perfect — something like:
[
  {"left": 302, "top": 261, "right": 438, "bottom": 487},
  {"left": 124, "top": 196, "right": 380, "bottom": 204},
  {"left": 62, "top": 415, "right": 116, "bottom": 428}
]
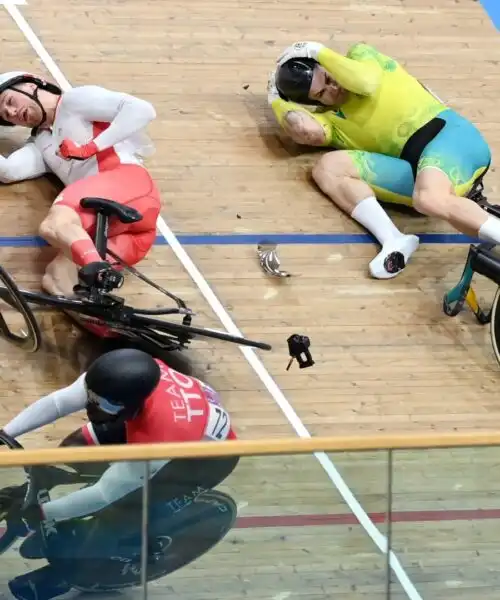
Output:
[{"left": 0, "top": 72, "right": 162, "bottom": 338}]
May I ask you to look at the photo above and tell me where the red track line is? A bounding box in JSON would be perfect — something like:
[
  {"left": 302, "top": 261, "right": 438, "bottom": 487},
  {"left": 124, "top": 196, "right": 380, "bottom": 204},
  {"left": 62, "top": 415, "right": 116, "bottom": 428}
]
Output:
[
  {"left": 1, "top": 508, "right": 498, "bottom": 540},
  {"left": 235, "top": 508, "right": 500, "bottom": 528}
]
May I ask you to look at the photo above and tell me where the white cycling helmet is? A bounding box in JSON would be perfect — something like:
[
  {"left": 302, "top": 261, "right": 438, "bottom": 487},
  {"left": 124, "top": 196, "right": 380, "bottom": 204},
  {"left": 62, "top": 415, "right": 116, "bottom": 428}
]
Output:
[{"left": 0, "top": 71, "right": 61, "bottom": 128}]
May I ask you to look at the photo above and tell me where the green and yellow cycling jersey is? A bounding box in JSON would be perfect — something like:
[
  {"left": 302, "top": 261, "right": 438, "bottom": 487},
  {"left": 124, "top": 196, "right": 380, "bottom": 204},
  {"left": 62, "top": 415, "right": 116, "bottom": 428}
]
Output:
[{"left": 270, "top": 43, "right": 447, "bottom": 157}]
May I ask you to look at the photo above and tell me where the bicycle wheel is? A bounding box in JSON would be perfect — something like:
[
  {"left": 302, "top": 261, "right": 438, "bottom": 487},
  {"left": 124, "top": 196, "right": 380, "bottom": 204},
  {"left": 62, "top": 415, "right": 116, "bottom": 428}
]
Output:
[
  {"left": 489, "top": 286, "right": 500, "bottom": 366},
  {"left": 0, "top": 267, "right": 41, "bottom": 353},
  {"left": 68, "top": 490, "right": 237, "bottom": 591}
]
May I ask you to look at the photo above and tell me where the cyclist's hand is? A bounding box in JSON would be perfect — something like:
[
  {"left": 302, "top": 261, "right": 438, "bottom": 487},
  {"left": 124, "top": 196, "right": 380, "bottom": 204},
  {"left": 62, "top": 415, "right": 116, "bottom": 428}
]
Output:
[{"left": 58, "top": 139, "right": 98, "bottom": 161}]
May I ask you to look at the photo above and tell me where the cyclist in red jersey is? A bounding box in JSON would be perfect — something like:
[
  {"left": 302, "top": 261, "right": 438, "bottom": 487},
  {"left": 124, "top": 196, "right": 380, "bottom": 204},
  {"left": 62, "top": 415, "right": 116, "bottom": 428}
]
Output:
[
  {"left": 2, "top": 348, "right": 238, "bottom": 524},
  {"left": 1, "top": 349, "right": 239, "bottom": 600}
]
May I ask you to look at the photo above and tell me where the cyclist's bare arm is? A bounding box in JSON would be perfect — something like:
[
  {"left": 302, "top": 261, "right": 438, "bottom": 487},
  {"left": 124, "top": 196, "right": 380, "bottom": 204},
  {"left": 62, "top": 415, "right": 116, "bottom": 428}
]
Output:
[{"left": 281, "top": 111, "right": 327, "bottom": 146}]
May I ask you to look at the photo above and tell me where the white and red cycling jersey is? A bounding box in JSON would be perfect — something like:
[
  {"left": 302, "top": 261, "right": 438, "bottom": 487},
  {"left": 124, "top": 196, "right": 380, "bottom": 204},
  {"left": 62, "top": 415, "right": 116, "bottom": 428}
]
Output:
[{"left": 0, "top": 85, "right": 156, "bottom": 186}]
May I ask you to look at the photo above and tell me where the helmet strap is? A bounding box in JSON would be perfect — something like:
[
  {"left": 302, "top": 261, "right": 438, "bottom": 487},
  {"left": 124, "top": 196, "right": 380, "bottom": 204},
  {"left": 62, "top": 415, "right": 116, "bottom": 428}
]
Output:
[{"left": 10, "top": 85, "right": 48, "bottom": 129}]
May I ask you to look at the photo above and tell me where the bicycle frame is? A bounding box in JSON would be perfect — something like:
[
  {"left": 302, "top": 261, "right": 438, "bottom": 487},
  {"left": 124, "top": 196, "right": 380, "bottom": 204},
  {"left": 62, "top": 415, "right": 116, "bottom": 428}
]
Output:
[
  {"left": 0, "top": 198, "right": 272, "bottom": 354},
  {"left": 443, "top": 179, "right": 500, "bottom": 325},
  {"left": 443, "top": 243, "right": 497, "bottom": 324},
  {"left": 443, "top": 192, "right": 500, "bottom": 325},
  {"left": 0, "top": 270, "right": 272, "bottom": 352}
]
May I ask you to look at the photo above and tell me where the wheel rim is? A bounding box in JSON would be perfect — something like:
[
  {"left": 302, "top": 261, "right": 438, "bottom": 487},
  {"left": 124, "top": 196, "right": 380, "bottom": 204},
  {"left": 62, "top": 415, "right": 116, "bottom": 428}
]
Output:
[{"left": 490, "top": 287, "right": 500, "bottom": 365}]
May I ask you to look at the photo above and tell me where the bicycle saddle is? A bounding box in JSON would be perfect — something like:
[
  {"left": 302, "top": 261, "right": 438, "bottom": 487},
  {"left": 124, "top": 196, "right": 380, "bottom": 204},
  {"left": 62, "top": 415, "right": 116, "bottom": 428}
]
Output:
[{"left": 80, "top": 197, "right": 143, "bottom": 224}]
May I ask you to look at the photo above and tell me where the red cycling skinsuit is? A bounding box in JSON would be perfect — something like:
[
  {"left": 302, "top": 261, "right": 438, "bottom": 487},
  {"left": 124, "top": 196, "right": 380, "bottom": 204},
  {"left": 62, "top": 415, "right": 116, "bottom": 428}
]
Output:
[
  {"left": 76, "top": 359, "right": 239, "bottom": 520},
  {"left": 3, "top": 359, "right": 237, "bottom": 525},
  {"left": 83, "top": 359, "right": 237, "bottom": 446}
]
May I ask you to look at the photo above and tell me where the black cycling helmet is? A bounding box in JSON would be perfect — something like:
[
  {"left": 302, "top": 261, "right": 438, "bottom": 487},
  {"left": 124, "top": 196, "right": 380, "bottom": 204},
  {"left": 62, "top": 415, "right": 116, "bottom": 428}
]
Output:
[
  {"left": 0, "top": 71, "right": 61, "bottom": 130},
  {"left": 85, "top": 348, "right": 161, "bottom": 420},
  {"left": 275, "top": 58, "right": 322, "bottom": 106}
]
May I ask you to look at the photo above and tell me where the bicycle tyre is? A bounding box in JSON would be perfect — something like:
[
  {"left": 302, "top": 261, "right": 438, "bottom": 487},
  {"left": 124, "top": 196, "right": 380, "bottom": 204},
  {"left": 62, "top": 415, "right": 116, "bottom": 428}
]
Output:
[
  {"left": 66, "top": 490, "right": 237, "bottom": 591},
  {"left": 0, "top": 267, "right": 42, "bottom": 353},
  {"left": 490, "top": 286, "right": 500, "bottom": 366}
]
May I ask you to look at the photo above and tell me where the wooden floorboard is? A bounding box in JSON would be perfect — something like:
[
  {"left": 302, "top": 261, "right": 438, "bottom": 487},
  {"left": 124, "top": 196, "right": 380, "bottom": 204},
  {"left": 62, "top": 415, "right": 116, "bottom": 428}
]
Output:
[{"left": 0, "top": 0, "right": 498, "bottom": 597}]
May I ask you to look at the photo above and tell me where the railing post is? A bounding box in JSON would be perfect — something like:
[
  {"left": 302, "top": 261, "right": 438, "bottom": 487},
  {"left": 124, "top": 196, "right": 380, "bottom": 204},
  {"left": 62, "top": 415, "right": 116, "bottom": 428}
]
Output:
[
  {"left": 385, "top": 449, "right": 394, "bottom": 599},
  {"left": 140, "top": 460, "right": 150, "bottom": 600}
]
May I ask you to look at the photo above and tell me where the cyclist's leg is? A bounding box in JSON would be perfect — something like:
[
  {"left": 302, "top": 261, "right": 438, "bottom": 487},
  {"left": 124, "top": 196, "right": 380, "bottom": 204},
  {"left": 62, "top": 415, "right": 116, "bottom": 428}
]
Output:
[
  {"left": 311, "top": 149, "right": 419, "bottom": 279},
  {"left": 12, "top": 517, "right": 116, "bottom": 600},
  {"left": 41, "top": 252, "right": 78, "bottom": 297},
  {"left": 39, "top": 164, "right": 158, "bottom": 275},
  {"left": 411, "top": 108, "right": 494, "bottom": 239},
  {"left": 106, "top": 228, "right": 157, "bottom": 271},
  {"left": 100, "top": 455, "right": 240, "bottom": 531},
  {"left": 41, "top": 165, "right": 160, "bottom": 338},
  {"left": 157, "top": 455, "right": 240, "bottom": 497},
  {"left": 48, "top": 457, "right": 237, "bottom": 592},
  {"left": 16, "top": 456, "right": 240, "bottom": 594},
  {"left": 41, "top": 250, "right": 123, "bottom": 339},
  {"left": 39, "top": 253, "right": 117, "bottom": 339},
  {"left": 39, "top": 184, "right": 103, "bottom": 269}
]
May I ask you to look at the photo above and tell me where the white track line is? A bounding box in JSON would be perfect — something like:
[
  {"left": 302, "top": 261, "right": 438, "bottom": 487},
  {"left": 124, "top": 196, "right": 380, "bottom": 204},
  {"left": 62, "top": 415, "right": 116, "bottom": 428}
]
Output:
[{"left": 3, "top": 4, "right": 422, "bottom": 598}]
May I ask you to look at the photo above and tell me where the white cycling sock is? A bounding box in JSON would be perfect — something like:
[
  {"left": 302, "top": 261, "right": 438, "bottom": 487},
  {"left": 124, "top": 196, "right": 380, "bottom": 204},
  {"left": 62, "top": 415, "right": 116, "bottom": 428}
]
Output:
[
  {"left": 350, "top": 196, "right": 419, "bottom": 279},
  {"left": 351, "top": 196, "right": 404, "bottom": 244},
  {"left": 478, "top": 216, "right": 500, "bottom": 243}
]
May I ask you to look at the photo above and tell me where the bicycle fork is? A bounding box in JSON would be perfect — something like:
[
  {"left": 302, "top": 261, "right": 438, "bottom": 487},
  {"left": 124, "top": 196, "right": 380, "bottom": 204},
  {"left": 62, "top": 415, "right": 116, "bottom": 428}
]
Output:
[{"left": 443, "top": 243, "right": 496, "bottom": 324}]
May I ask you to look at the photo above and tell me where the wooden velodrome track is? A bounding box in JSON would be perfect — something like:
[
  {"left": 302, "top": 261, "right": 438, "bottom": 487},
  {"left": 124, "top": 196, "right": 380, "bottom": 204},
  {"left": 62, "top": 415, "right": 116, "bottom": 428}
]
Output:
[{"left": 0, "top": 0, "right": 499, "bottom": 598}]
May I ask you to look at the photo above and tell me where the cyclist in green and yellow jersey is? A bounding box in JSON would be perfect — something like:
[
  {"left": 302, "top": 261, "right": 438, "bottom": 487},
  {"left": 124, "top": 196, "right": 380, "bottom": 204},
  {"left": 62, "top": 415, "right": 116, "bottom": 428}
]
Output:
[{"left": 268, "top": 41, "right": 493, "bottom": 278}]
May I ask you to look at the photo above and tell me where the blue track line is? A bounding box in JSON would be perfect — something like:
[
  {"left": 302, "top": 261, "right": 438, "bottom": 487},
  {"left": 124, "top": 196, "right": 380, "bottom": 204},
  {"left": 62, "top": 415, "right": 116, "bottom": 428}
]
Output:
[{"left": 0, "top": 232, "right": 479, "bottom": 247}]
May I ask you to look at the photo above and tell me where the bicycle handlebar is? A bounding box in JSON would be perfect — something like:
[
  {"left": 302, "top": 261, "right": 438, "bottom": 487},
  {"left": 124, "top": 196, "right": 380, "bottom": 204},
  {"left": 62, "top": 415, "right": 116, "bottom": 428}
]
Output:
[{"left": 128, "top": 306, "right": 193, "bottom": 316}]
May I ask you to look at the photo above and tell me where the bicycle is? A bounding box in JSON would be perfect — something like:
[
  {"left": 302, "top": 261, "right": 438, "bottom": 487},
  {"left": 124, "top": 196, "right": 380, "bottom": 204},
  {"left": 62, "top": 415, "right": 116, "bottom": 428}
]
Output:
[
  {"left": 0, "top": 431, "right": 238, "bottom": 598},
  {"left": 443, "top": 174, "right": 500, "bottom": 364},
  {"left": 0, "top": 196, "right": 272, "bottom": 355}
]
